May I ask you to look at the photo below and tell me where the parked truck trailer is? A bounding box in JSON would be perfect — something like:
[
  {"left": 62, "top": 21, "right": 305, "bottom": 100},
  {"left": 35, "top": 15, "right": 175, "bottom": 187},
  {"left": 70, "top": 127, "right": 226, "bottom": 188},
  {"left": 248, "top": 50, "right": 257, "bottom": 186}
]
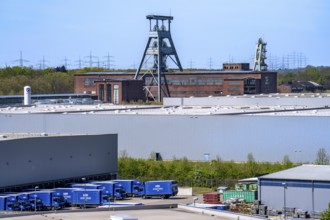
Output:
[
  {"left": 113, "top": 180, "right": 143, "bottom": 197},
  {"left": 142, "top": 180, "right": 178, "bottom": 199}
]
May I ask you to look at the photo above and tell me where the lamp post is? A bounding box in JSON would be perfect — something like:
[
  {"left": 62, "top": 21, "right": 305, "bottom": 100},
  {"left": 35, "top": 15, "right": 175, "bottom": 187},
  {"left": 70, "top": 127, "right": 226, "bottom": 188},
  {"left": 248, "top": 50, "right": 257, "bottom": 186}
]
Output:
[
  {"left": 193, "top": 197, "right": 198, "bottom": 207},
  {"left": 82, "top": 177, "right": 86, "bottom": 209},
  {"left": 203, "top": 153, "right": 212, "bottom": 188},
  {"left": 294, "top": 150, "right": 302, "bottom": 164},
  {"left": 312, "top": 180, "right": 315, "bottom": 220},
  {"left": 34, "top": 186, "right": 39, "bottom": 212},
  {"left": 210, "top": 161, "right": 213, "bottom": 189},
  {"left": 282, "top": 182, "right": 287, "bottom": 219}
]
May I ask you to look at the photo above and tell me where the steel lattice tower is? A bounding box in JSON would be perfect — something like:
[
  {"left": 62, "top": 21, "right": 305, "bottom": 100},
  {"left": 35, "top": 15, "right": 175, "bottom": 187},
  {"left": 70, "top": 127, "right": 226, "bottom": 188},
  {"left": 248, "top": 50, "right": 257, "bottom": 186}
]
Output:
[
  {"left": 253, "top": 37, "right": 268, "bottom": 71},
  {"left": 134, "top": 15, "right": 183, "bottom": 102}
]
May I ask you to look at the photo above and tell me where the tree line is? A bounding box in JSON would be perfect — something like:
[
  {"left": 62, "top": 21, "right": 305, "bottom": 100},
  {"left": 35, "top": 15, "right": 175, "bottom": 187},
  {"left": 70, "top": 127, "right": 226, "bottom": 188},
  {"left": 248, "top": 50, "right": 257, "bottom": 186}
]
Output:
[
  {"left": 277, "top": 66, "right": 330, "bottom": 90},
  {"left": 1, "top": 65, "right": 330, "bottom": 95},
  {"left": 0, "top": 66, "right": 74, "bottom": 95},
  {"left": 118, "top": 148, "right": 329, "bottom": 188},
  {"left": 118, "top": 154, "right": 295, "bottom": 188},
  {"left": 0, "top": 66, "right": 118, "bottom": 95}
]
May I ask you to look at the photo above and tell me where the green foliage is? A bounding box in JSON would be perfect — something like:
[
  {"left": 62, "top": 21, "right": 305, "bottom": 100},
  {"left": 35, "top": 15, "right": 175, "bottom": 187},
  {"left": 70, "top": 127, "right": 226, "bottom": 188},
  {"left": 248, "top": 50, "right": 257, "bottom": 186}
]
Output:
[
  {"left": 321, "top": 203, "right": 330, "bottom": 220},
  {"left": 0, "top": 67, "right": 74, "bottom": 95},
  {"left": 315, "top": 148, "right": 330, "bottom": 165},
  {"left": 118, "top": 157, "right": 296, "bottom": 188},
  {"left": 278, "top": 66, "right": 330, "bottom": 89},
  {"left": 282, "top": 155, "right": 293, "bottom": 168}
]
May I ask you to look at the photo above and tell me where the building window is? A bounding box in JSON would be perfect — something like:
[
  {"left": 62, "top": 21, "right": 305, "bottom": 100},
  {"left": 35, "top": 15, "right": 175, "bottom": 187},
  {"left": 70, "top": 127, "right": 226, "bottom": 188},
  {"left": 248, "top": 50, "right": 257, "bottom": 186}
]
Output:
[
  {"left": 106, "top": 84, "right": 111, "bottom": 103},
  {"left": 228, "top": 81, "right": 241, "bottom": 85},
  {"left": 99, "top": 84, "right": 104, "bottom": 102},
  {"left": 113, "top": 85, "right": 119, "bottom": 104},
  {"left": 84, "top": 78, "right": 99, "bottom": 86}
]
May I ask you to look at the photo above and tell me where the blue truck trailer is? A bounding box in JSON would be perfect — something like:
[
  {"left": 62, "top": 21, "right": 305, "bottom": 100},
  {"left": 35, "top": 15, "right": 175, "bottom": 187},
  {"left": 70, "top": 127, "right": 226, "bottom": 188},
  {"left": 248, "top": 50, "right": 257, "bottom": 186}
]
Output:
[
  {"left": 113, "top": 180, "right": 144, "bottom": 197},
  {"left": 17, "top": 193, "right": 32, "bottom": 211},
  {"left": 91, "top": 181, "right": 126, "bottom": 201},
  {"left": 29, "top": 191, "right": 64, "bottom": 210},
  {"left": 72, "top": 189, "right": 102, "bottom": 208},
  {"left": 142, "top": 180, "right": 178, "bottom": 199},
  {"left": 0, "top": 196, "right": 6, "bottom": 211},
  {"left": 5, "top": 195, "right": 20, "bottom": 211},
  {"left": 53, "top": 188, "right": 81, "bottom": 205}
]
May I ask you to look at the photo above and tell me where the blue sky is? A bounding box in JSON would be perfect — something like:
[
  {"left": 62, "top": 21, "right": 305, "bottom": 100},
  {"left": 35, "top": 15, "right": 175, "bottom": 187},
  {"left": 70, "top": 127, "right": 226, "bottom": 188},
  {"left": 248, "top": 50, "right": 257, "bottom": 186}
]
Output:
[{"left": 1, "top": 0, "right": 329, "bottom": 69}]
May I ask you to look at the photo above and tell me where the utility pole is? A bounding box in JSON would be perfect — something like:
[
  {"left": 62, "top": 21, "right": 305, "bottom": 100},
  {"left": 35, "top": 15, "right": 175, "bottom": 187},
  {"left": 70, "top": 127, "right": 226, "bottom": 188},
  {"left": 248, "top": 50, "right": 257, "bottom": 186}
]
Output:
[
  {"left": 209, "top": 57, "right": 213, "bottom": 70},
  {"left": 37, "top": 56, "right": 49, "bottom": 70},
  {"left": 188, "top": 59, "right": 195, "bottom": 69},
  {"left": 62, "top": 56, "right": 70, "bottom": 69},
  {"left": 104, "top": 53, "right": 114, "bottom": 70},
  {"left": 75, "top": 56, "right": 83, "bottom": 69},
  {"left": 85, "top": 51, "right": 97, "bottom": 68},
  {"left": 13, "top": 51, "right": 29, "bottom": 67}
]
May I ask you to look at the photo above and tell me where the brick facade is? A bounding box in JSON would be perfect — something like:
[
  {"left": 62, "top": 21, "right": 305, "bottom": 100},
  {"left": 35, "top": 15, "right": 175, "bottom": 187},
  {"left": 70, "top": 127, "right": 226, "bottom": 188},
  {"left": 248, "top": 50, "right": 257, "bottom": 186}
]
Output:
[{"left": 74, "top": 70, "right": 277, "bottom": 102}]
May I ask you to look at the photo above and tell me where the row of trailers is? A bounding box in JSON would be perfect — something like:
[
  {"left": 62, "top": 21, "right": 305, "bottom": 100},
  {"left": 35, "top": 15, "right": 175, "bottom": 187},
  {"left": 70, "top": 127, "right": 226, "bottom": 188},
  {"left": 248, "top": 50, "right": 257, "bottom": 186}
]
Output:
[{"left": 0, "top": 180, "right": 178, "bottom": 212}]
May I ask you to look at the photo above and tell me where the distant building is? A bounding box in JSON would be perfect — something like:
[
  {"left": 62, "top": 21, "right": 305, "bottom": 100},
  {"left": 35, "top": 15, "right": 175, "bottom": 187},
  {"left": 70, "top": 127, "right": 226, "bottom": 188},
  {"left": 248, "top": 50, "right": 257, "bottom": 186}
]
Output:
[
  {"left": 223, "top": 63, "right": 250, "bottom": 71},
  {"left": 259, "top": 165, "right": 330, "bottom": 215},
  {"left": 278, "top": 81, "right": 324, "bottom": 93},
  {"left": 74, "top": 64, "right": 277, "bottom": 103},
  {"left": 0, "top": 134, "right": 118, "bottom": 192},
  {"left": 94, "top": 79, "right": 145, "bottom": 104}
]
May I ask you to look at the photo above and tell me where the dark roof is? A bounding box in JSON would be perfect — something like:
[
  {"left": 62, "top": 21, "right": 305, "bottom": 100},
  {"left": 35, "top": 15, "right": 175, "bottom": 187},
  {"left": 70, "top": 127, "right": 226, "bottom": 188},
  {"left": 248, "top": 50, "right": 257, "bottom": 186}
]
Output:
[
  {"left": 94, "top": 79, "right": 143, "bottom": 82},
  {"left": 285, "top": 81, "right": 323, "bottom": 88},
  {"left": 76, "top": 71, "right": 275, "bottom": 76}
]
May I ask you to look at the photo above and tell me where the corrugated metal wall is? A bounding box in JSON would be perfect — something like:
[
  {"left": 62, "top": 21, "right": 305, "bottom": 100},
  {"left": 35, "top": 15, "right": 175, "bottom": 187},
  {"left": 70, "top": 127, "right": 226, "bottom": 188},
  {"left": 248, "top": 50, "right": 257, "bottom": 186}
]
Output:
[
  {"left": 0, "top": 134, "right": 118, "bottom": 188},
  {"left": 259, "top": 179, "right": 330, "bottom": 212}
]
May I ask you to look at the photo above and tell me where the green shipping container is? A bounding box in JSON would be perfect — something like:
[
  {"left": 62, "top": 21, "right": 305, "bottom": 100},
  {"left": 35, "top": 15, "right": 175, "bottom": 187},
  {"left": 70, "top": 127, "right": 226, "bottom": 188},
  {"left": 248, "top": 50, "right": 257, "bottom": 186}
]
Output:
[{"left": 223, "top": 190, "right": 258, "bottom": 203}]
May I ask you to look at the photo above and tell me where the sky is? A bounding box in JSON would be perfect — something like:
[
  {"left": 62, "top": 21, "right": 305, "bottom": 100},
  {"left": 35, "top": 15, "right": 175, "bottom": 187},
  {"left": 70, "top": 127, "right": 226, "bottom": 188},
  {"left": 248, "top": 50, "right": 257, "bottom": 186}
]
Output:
[{"left": 0, "top": 0, "right": 329, "bottom": 69}]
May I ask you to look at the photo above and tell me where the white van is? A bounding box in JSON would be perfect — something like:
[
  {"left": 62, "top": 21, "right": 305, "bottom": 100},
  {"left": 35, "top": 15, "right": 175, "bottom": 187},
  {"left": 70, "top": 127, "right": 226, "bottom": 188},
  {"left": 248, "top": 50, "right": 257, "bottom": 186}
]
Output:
[{"left": 109, "top": 214, "right": 138, "bottom": 220}]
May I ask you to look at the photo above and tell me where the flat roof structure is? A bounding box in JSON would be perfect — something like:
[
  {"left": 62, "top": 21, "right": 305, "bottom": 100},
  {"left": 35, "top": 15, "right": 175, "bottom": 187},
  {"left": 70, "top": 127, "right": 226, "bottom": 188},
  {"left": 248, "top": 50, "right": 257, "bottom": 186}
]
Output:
[
  {"left": 1, "top": 93, "right": 330, "bottom": 116},
  {"left": 259, "top": 165, "right": 330, "bottom": 181},
  {"left": 1, "top": 94, "right": 330, "bottom": 162}
]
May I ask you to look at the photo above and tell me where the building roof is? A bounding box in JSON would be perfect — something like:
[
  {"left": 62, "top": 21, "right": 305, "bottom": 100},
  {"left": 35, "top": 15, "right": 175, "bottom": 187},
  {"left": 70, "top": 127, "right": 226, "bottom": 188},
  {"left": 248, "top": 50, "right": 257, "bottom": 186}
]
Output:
[
  {"left": 259, "top": 165, "right": 330, "bottom": 181},
  {"left": 75, "top": 70, "right": 275, "bottom": 76},
  {"left": 283, "top": 81, "right": 324, "bottom": 91}
]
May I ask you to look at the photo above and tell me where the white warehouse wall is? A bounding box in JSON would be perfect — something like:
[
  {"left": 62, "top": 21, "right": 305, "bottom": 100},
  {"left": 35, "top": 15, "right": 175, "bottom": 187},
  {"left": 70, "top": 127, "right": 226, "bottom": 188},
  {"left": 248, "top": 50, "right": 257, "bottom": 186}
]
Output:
[{"left": 0, "top": 113, "right": 329, "bottom": 162}]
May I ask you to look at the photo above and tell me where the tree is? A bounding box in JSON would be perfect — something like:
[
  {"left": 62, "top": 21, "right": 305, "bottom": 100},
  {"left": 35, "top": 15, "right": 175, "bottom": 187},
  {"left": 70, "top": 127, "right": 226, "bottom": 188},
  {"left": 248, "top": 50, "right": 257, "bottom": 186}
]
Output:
[
  {"left": 315, "top": 148, "right": 330, "bottom": 165},
  {"left": 321, "top": 203, "right": 330, "bottom": 220},
  {"left": 119, "top": 149, "right": 130, "bottom": 159},
  {"left": 282, "top": 155, "right": 293, "bottom": 168},
  {"left": 247, "top": 153, "right": 255, "bottom": 163}
]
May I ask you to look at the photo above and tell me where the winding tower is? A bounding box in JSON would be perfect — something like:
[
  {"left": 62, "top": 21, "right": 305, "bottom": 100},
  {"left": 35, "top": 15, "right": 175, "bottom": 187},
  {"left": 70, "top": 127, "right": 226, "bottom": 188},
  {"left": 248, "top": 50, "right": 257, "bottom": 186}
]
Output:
[
  {"left": 134, "top": 15, "right": 183, "bottom": 102},
  {"left": 253, "top": 37, "right": 268, "bottom": 71}
]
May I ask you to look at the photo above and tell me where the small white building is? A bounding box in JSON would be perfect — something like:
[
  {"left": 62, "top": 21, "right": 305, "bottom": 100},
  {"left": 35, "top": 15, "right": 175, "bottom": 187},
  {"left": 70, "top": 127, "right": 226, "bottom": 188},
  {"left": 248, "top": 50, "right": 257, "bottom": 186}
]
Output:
[{"left": 258, "top": 165, "right": 330, "bottom": 214}]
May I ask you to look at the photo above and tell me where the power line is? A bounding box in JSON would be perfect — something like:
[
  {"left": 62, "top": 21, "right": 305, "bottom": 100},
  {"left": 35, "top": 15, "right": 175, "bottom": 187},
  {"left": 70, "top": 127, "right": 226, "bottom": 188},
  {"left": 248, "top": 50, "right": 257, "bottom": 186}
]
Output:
[
  {"left": 13, "top": 51, "right": 29, "bottom": 67},
  {"left": 84, "top": 51, "right": 97, "bottom": 68},
  {"left": 75, "top": 56, "right": 83, "bottom": 69},
  {"left": 104, "top": 52, "right": 115, "bottom": 70},
  {"left": 62, "top": 56, "right": 70, "bottom": 69},
  {"left": 37, "top": 56, "right": 49, "bottom": 69}
]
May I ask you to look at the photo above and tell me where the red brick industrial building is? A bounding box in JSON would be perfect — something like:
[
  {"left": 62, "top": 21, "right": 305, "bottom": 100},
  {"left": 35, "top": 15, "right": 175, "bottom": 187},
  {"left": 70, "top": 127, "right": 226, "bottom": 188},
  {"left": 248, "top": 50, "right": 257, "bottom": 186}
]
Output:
[{"left": 74, "top": 63, "right": 277, "bottom": 103}]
